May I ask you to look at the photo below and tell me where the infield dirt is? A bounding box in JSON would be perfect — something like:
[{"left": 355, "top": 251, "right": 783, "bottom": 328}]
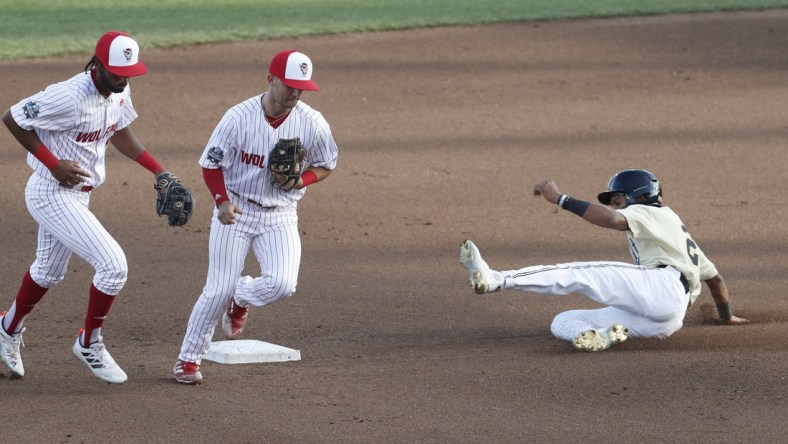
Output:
[{"left": 1, "top": 10, "right": 786, "bottom": 443}]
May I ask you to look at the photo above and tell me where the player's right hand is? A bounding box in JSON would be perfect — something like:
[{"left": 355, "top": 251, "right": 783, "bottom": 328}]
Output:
[
  {"left": 51, "top": 160, "right": 91, "bottom": 187},
  {"left": 715, "top": 315, "right": 750, "bottom": 325},
  {"left": 217, "top": 200, "right": 243, "bottom": 225}
]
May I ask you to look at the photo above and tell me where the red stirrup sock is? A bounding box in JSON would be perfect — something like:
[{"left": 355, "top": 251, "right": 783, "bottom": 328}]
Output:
[
  {"left": 3, "top": 271, "right": 49, "bottom": 334},
  {"left": 82, "top": 284, "right": 116, "bottom": 346}
]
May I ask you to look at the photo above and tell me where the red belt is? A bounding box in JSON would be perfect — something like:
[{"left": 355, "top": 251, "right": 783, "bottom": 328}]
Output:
[{"left": 60, "top": 183, "right": 93, "bottom": 192}]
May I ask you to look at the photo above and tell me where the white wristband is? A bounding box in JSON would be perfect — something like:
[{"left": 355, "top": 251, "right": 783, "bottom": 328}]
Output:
[{"left": 557, "top": 194, "right": 568, "bottom": 208}]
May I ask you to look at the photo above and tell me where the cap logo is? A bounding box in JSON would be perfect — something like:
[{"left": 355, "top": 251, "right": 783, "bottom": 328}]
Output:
[
  {"left": 96, "top": 32, "right": 147, "bottom": 77},
  {"left": 270, "top": 50, "right": 319, "bottom": 90}
]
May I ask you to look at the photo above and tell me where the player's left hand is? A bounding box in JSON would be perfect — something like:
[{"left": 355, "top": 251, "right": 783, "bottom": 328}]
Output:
[
  {"left": 533, "top": 179, "right": 562, "bottom": 204},
  {"left": 154, "top": 172, "right": 195, "bottom": 226},
  {"left": 272, "top": 172, "right": 303, "bottom": 190}
]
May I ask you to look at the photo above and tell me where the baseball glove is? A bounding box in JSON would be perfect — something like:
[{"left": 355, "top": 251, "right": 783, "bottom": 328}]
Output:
[
  {"left": 154, "top": 172, "right": 194, "bottom": 226},
  {"left": 269, "top": 137, "right": 306, "bottom": 191}
]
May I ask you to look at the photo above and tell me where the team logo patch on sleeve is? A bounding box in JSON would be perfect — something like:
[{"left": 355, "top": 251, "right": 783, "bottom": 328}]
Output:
[
  {"left": 206, "top": 146, "right": 225, "bottom": 164},
  {"left": 22, "top": 101, "right": 40, "bottom": 119}
]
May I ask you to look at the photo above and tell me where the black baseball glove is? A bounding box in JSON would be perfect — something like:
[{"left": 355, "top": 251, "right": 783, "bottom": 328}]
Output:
[
  {"left": 269, "top": 137, "right": 306, "bottom": 191},
  {"left": 154, "top": 172, "right": 194, "bottom": 226}
]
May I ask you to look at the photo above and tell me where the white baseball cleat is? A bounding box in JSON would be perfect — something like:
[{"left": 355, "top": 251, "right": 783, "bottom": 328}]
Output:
[
  {"left": 174, "top": 360, "right": 203, "bottom": 385},
  {"left": 459, "top": 240, "right": 504, "bottom": 294},
  {"left": 72, "top": 338, "right": 128, "bottom": 384},
  {"left": 0, "top": 315, "right": 25, "bottom": 378},
  {"left": 572, "top": 324, "right": 629, "bottom": 352}
]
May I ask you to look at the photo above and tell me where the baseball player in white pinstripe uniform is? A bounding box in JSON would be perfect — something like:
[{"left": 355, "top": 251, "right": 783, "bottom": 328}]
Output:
[
  {"left": 174, "top": 49, "right": 339, "bottom": 384},
  {"left": 460, "top": 170, "right": 747, "bottom": 352},
  {"left": 0, "top": 31, "right": 188, "bottom": 384}
]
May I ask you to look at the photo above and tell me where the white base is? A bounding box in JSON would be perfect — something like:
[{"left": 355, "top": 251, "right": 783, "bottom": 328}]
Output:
[{"left": 204, "top": 340, "right": 301, "bottom": 364}]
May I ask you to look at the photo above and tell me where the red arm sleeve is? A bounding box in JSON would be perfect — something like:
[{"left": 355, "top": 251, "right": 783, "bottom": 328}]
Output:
[{"left": 202, "top": 167, "right": 229, "bottom": 206}]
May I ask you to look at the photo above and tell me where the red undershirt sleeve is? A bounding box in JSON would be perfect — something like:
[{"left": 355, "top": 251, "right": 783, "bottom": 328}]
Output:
[{"left": 202, "top": 167, "right": 229, "bottom": 206}]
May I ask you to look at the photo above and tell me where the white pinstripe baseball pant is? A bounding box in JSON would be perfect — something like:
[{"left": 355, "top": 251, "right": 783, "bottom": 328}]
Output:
[
  {"left": 178, "top": 201, "right": 301, "bottom": 364},
  {"left": 24, "top": 174, "right": 128, "bottom": 294},
  {"left": 501, "top": 261, "right": 691, "bottom": 340}
]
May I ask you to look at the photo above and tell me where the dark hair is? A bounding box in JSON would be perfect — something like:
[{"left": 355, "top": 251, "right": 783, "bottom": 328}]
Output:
[{"left": 85, "top": 55, "right": 99, "bottom": 73}]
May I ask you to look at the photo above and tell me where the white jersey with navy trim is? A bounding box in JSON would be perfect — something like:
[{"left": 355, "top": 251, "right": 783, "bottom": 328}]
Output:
[
  {"left": 617, "top": 204, "right": 718, "bottom": 303},
  {"left": 10, "top": 71, "right": 137, "bottom": 188},
  {"left": 198, "top": 94, "right": 339, "bottom": 208}
]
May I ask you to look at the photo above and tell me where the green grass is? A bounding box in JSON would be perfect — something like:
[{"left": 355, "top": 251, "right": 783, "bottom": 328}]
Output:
[{"left": 1, "top": 0, "right": 787, "bottom": 61}]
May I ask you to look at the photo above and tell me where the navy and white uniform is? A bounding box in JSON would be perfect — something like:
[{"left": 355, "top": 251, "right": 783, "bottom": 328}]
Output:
[{"left": 502, "top": 204, "right": 718, "bottom": 339}]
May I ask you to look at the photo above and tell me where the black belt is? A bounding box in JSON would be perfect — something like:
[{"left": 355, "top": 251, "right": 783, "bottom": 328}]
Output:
[
  {"left": 658, "top": 265, "right": 689, "bottom": 293},
  {"left": 228, "top": 189, "right": 276, "bottom": 210},
  {"left": 679, "top": 273, "right": 690, "bottom": 294}
]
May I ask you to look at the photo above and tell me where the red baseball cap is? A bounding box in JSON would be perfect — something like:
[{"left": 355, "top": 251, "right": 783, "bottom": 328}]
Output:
[
  {"left": 95, "top": 31, "right": 147, "bottom": 77},
  {"left": 269, "top": 49, "right": 319, "bottom": 91}
]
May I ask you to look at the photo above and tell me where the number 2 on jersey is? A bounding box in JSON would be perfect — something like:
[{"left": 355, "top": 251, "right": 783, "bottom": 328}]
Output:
[{"left": 681, "top": 225, "right": 699, "bottom": 265}]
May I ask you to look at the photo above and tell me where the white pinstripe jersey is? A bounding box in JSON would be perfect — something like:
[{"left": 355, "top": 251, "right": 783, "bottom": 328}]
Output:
[
  {"left": 199, "top": 94, "right": 339, "bottom": 208},
  {"left": 10, "top": 71, "right": 138, "bottom": 188},
  {"left": 618, "top": 204, "right": 718, "bottom": 303}
]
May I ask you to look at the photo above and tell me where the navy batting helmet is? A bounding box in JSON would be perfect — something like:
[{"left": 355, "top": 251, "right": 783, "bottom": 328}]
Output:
[{"left": 597, "top": 169, "right": 661, "bottom": 206}]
